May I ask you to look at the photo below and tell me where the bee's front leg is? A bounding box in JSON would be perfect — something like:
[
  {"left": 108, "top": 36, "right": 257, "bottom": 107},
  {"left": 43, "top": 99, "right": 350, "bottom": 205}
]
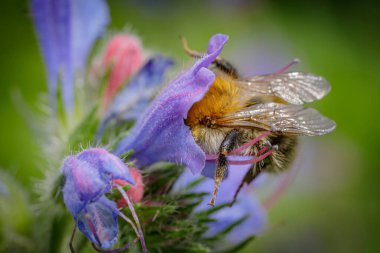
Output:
[
  {"left": 230, "top": 140, "right": 276, "bottom": 206},
  {"left": 209, "top": 129, "right": 240, "bottom": 207}
]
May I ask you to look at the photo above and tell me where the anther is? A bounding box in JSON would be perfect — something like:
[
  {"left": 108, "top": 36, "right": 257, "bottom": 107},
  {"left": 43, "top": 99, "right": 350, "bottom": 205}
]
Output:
[{"left": 275, "top": 58, "right": 300, "bottom": 74}]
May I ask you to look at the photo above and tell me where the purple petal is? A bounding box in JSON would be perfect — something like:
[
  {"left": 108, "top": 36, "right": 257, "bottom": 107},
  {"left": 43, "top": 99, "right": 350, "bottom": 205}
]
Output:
[
  {"left": 76, "top": 196, "right": 119, "bottom": 248},
  {"left": 97, "top": 55, "right": 174, "bottom": 138},
  {"left": 206, "top": 34, "right": 229, "bottom": 54},
  {"left": 61, "top": 148, "right": 134, "bottom": 216},
  {"left": 62, "top": 156, "right": 106, "bottom": 216},
  {"left": 31, "top": 0, "right": 109, "bottom": 113},
  {"left": 206, "top": 195, "right": 266, "bottom": 243},
  {"left": 175, "top": 157, "right": 253, "bottom": 204},
  {"left": 76, "top": 148, "right": 134, "bottom": 185},
  {"left": 201, "top": 155, "right": 254, "bottom": 181},
  {"left": 173, "top": 164, "right": 267, "bottom": 243},
  {"left": 114, "top": 34, "right": 229, "bottom": 174},
  {"left": 31, "top": 0, "right": 70, "bottom": 111},
  {"left": 70, "top": 0, "right": 109, "bottom": 70}
]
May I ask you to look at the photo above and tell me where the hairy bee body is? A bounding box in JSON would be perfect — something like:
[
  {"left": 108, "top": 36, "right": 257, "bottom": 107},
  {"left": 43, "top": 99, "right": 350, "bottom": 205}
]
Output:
[
  {"left": 186, "top": 72, "right": 297, "bottom": 174},
  {"left": 181, "top": 36, "right": 335, "bottom": 206}
]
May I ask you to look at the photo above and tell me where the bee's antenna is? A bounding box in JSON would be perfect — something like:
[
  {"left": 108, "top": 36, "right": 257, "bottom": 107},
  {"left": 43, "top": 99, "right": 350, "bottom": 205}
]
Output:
[{"left": 179, "top": 35, "right": 202, "bottom": 59}]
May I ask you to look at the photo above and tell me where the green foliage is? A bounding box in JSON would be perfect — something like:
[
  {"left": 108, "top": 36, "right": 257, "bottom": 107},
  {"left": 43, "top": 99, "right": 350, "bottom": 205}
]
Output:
[{"left": 110, "top": 164, "right": 254, "bottom": 253}]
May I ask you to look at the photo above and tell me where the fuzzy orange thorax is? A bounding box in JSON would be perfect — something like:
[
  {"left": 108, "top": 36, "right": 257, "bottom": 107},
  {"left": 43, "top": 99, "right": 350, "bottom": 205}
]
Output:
[{"left": 186, "top": 75, "right": 242, "bottom": 129}]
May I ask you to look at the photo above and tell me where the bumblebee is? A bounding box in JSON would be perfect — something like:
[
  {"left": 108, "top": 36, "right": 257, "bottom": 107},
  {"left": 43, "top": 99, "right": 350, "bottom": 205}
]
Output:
[{"left": 181, "top": 37, "right": 336, "bottom": 206}]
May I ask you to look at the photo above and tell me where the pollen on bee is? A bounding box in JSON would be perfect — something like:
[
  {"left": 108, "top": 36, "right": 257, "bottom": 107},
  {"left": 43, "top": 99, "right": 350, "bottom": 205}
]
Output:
[{"left": 186, "top": 75, "right": 242, "bottom": 129}]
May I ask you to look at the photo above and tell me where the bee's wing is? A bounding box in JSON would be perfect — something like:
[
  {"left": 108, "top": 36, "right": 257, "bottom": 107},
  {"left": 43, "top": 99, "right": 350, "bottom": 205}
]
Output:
[
  {"left": 215, "top": 103, "right": 336, "bottom": 136},
  {"left": 235, "top": 72, "right": 331, "bottom": 105}
]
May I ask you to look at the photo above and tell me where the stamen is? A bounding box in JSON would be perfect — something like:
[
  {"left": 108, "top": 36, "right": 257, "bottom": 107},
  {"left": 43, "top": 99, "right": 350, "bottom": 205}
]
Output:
[
  {"left": 206, "top": 130, "right": 272, "bottom": 161},
  {"left": 256, "top": 146, "right": 268, "bottom": 156},
  {"left": 115, "top": 184, "right": 147, "bottom": 253},
  {"left": 69, "top": 224, "right": 77, "bottom": 253},
  {"left": 228, "top": 149, "right": 273, "bottom": 165},
  {"left": 118, "top": 212, "right": 139, "bottom": 239},
  {"left": 230, "top": 130, "right": 271, "bottom": 155},
  {"left": 275, "top": 58, "right": 300, "bottom": 74},
  {"left": 205, "top": 154, "right": 218, "bottom": 160},
  {"left": 262, "top": 157, "right": 301, "bottom": 210}
]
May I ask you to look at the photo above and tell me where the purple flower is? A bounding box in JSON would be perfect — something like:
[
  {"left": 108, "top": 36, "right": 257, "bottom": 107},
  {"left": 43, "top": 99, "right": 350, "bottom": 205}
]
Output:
[
  {"left": 61, "top": 148, "right": 134, "bottom": 248},
  {"left": 173, "top": 159, "right": 267, "bottom": 244},
  {"left": 31, "top": 0, "right": 109, "bottom": 113},
  {"left": 114, "top": 34, "right": 229, "bottom": 174},
  {"left": 96, "top": 55, "right": 174, "bottom": 138}
]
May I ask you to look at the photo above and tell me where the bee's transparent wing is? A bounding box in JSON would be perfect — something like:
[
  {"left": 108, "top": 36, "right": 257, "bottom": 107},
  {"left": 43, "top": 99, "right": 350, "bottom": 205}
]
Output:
[
  {"left": 235, "top": 72, "right": 331, "bottom": 105},
  {"left": 215, "top": 103, "right": 336, "bottom": 136}
]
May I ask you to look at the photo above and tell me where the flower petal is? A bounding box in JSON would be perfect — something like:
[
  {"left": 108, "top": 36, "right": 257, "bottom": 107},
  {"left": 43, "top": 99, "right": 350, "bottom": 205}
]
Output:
[
  {"left": 61, "top": 148, "right": 134, "bottom": 216},
  {"left": 31, "top": 0, "right": 70, "bottom": 111},
  {"left": 31, "top": 0, "right": 109, "bottom": 113},
  {"left": 76, "top": 196, "right": 119, "bottom": 248},
  {"left": 201, "top": 155, "right": 254, "bottom": 180},
  {"left": 173, "top": 165, "right": 267, "bottom": 243},
  {"left": 175, "top": 157, "right": 253, "bottom": 204},
  {"left": 97, "top": 55, "right": 174, "bottom": 137},
  {"left": 62, "top": 156, "right": 105, "bottom": 216},
  {"left": 76, "top": 148, "right": 134, "bottom": 185},
  {"left": 71, "top": 0, "right": 109, "bottom": 70},
  {"left": 114, "top": 34, "right": 229, "bottom": 174},
  {"left": 206, "top": 195, "right": 267, "bottom": 243}
]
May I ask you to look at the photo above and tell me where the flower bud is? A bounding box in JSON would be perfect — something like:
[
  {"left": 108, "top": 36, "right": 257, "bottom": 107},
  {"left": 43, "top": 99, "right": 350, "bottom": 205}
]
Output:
[
  {"left": 102, "top": 34, "right": 144, "bottom": 108},
  {"left": 61, "top": 148, "right": 134, "bottom": 248},
  {"left": 114, "top": 167, "right": 144, "bottom": 207}
]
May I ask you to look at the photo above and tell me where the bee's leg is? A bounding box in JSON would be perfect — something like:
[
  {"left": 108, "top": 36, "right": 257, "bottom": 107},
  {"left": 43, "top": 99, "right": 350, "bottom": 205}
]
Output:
[
  {"left": 230, "top": 163, "right": 262, "bottom": 206},
  {"left": 209, "top": 129, "right": 240, "bottom": 207},
  {"left": 230, "top": 142, "right": 276, "bottom": 206}
]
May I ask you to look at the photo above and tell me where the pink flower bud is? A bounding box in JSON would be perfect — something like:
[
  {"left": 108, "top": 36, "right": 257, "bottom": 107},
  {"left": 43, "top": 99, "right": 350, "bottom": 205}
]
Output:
[
  {"left": 102, "top": 34, "right": 144, "bottom": 108},
  {"left": 114, "top": 167, "right": 144, "bottom": 207}
]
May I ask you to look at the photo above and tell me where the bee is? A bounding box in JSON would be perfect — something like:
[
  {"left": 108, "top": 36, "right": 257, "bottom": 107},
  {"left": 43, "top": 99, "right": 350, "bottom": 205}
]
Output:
[{"left": 181, "top": 36, "right": 336, "bottom": 206}]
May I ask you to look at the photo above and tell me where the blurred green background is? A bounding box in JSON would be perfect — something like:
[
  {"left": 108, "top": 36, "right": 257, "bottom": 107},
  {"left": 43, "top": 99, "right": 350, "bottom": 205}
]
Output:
[{"left": 1, "top": 0, "right": 379, "bottom": 252}]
